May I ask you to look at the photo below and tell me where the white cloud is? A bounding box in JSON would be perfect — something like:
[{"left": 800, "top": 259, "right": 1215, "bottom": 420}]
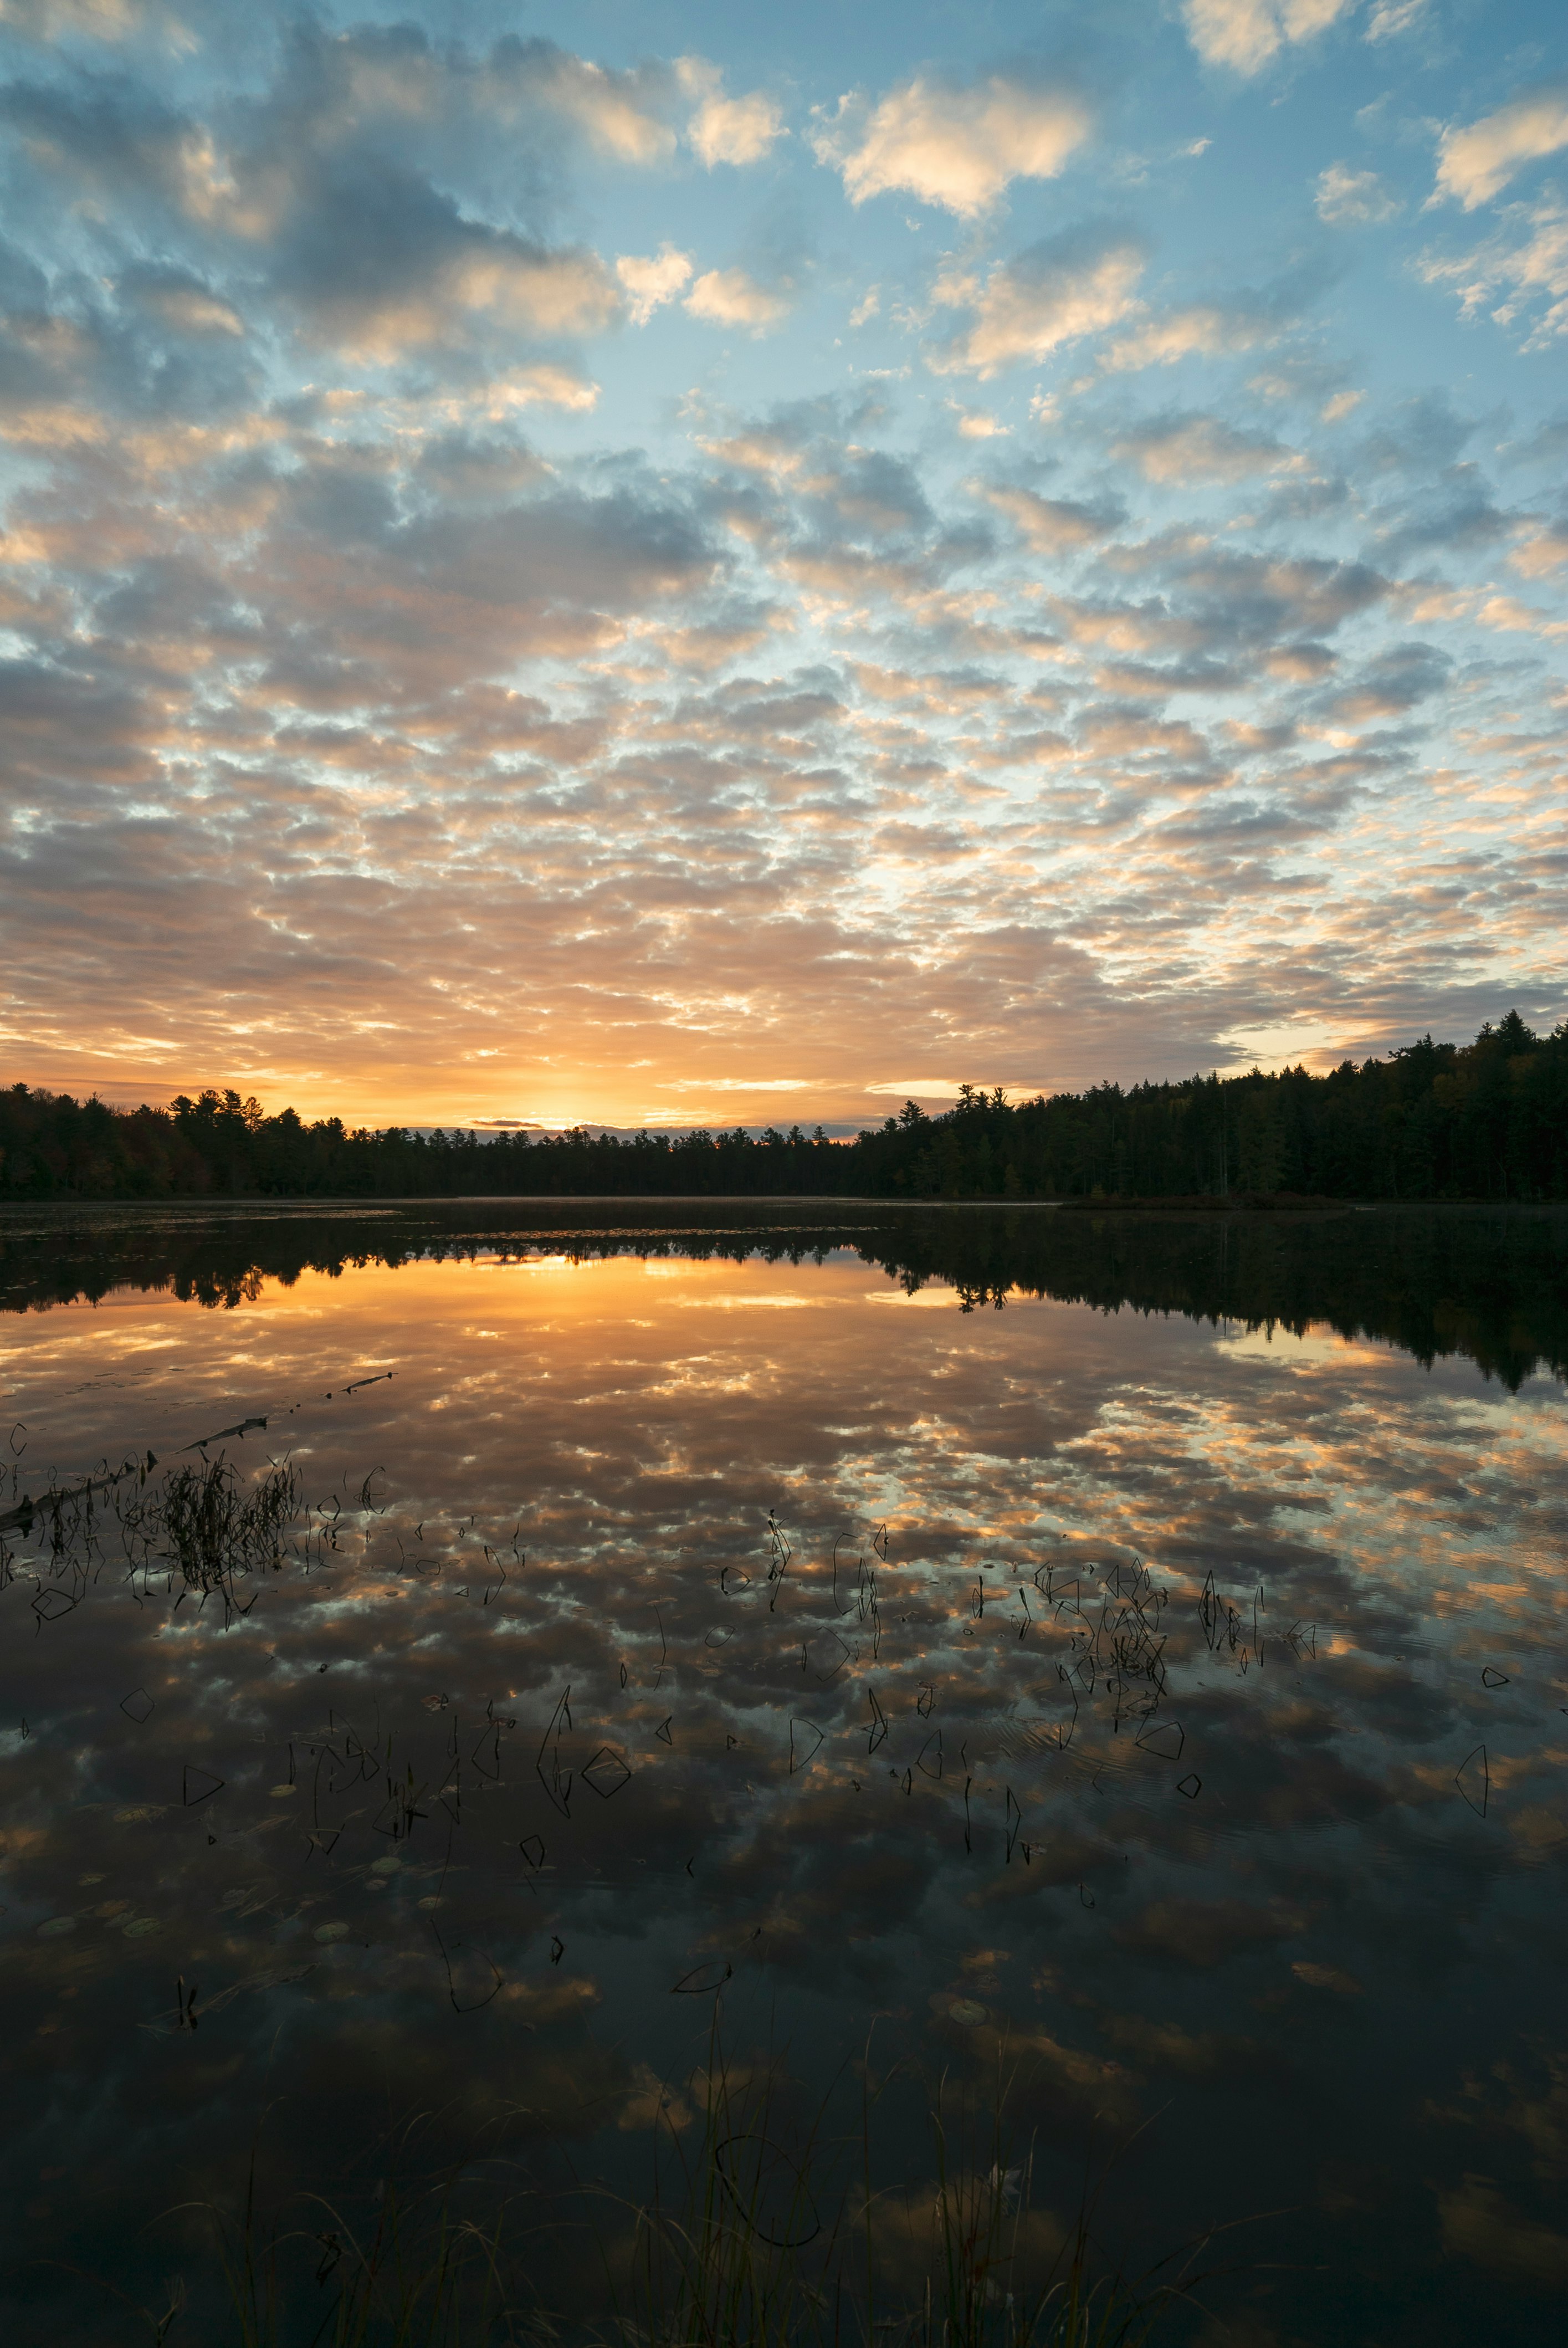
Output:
[
  {"left": 1365, "top": 0, "right": 1428, "bottom": 39},
  {"left": 694, "top": 429, "right": 807, "bottom": 477},
  {"left": 812, "top": 74, "right": 1091, "bottom": 218},
  {"left": 684, "top": 267, "right": 791, "bottom": 332},
  {"left": 985, "top": 487, "right": 1115, "bottom": 551},
  {"left": 930, "top": 233, "right": 1146, "bottom": 378},
  {"left": 950, "top": 405, "right": 1010, "bottom": 438},
  {"left": 1509, "top": 526, "right": 1568, "bottom": 577},
  {"left": 308, "top": 244, "right": 621, "bottom": 362},
  {"left": 299, "top": 37, "right": 675, "bottom": 169},
  {"left": 140, "top": 282, "right": 245, "bottom": 336},
  {"left": 1418, "top": 199, "right": 1568, "bottom": 349},
  {"left": 0, "top": 0, "right": 144, "bottom": 33},
  {"left": 677, "top": 57, "right": 786, "bottom": 167},
  {"left": 646, "top": 615, "right": 783, "bottom": 671},
  {"left": 1100, "top": 300, "right": 1275, "bottom": 371},
  {"left": 1183, "top": 0, "right": 1354, "bottom": 78},
  {"left": 1476, "top": 594, "right": 1568, "bottom": 640},
  {"left": 1115, "top": 414, "right": 1294, "bottom": 483},
  {"left": 669, "top": 1076, "right": 814, "bottom": 1091},
  {"left": 523, "top": 52, "right": 677, "bottom": 165},
  {"left": 1315, "top": 162, "right": 1402, "bottom": 225},
  {"left": 438, "top": 251, "right": 618, "bottom": 338},
  {"left": 479, "top": 364, "right": 601, "bottom": 413},
  {"left": 849, "top": 286, "right": 881, "bottom": 328},
  {"left": 1434, "top": 85, "right": 1568, "bottom": 211},
  {"left": 1320, "top": 388, "right": 1365, "bottom": 422},
  {"left": 864, "top": 1078, "right": 960, "bottom": 1096},
  {"left": 616, "top": 244, "right": 694, "bottom": 326}
]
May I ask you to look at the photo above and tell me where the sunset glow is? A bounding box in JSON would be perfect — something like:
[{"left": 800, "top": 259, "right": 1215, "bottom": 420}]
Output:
[{"left": 1, "top": 2, "right": 1564, "bottom": 1126}]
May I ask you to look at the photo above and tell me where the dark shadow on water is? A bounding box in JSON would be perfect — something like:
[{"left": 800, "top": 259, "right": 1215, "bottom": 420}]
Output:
[{"left": 2, "top": 1198, "right": 1565, "bottom": 1389}]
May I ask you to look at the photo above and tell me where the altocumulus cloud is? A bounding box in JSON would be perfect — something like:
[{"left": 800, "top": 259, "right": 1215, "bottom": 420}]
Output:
[
  {"left": 929, "top": 226, "right": 1148, "bottom": 377},
  {"left": 812, "top": 70, "right": 1093, "bottom": 217},
  {"left": 0, "top": 2, "right": 1562, "bottom": 1126}
]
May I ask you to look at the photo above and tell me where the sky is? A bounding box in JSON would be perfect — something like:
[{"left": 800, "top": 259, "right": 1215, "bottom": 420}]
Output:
[{"left": 0, "top": 0, "right": 1564, "bottom": 1132}]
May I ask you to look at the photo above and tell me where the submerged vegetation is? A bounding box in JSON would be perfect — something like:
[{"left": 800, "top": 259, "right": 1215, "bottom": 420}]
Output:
[
  {"left": 150, "top": 2034, "right": 1211, "bottom": 2347},
  {"left": 4, "top": 1222, "right": 1552, "bottom": 2344},
  {"left": 1, "top": 1452, "right": 316, "bottom": 1636},
  {"left": 4, "top": 1011, "right": 1567, "bottom": 1204}
]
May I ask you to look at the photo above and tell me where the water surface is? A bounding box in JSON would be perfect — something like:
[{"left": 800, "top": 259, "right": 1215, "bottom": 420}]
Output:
[{"left": 1, "top": 1202, "right": 1564, "bottom": 2343}]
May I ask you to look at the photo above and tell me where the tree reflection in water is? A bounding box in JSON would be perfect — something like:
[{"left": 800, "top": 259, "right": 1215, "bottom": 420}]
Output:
[{"left": 0, "top": 1202, "right": 1563, "bottom": 2343}]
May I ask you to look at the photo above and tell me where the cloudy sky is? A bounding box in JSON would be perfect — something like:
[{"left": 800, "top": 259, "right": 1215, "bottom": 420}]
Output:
[{"left": 0, "top": 0, "right": 1564, "bottom": 1129}]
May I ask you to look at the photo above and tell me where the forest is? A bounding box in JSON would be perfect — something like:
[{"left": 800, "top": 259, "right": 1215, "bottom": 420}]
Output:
[{"left": 2, "top": 1010, "right": 1565, "bottom": 1204}]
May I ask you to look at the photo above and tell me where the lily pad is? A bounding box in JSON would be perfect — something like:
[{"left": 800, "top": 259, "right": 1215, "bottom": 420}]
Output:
[
  {"left": 37, "top": 1917, "right": 76, "bottom": 1938},
  {"left": 314, "top": 1920, "right": 350, "bottom": 1943},
  {"left": 948, "top": 1999, "right": 986, "bottom": 2027},
  {"left": 123, "top": 1917, "right": 161, "bottom": 1938}
]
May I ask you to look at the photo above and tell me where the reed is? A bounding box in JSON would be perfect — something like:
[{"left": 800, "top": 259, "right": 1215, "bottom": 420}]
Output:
[
  {"left": 178, "top": 2140, "right": 547, "bottom": 2348},
  {"left": 177, "top": 2029, "right": 1216, "bottom": 2348},
  {"left": 595, "top": 2028, "right": 1202, "bottom": 2348},
  {"left": 158, "top": 1456, "right": 304, "bottom": 1591}
]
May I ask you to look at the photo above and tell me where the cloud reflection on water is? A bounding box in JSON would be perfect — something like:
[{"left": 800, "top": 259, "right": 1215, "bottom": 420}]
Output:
[{"left": 0, "top": 1220, "right": 1564, "bottom": 2340}]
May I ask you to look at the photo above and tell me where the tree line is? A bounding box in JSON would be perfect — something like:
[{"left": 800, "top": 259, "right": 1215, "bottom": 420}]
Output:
[{"left": 2, "top": 1011, "right": 1564, "bottom": 1204}]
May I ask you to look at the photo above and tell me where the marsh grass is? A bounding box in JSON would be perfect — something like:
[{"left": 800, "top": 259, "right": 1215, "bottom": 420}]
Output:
[
  {"left": 169, "top": 2027, "right": 1221, "bottom": 2348},
  {"left": 594, "top": 2024, "right": 1209, "bottom": 2348},
  {"left": 1, "top": 1449, "right": 310, "bottom": 1632},
  {"left": 174, "top": 2141, "right": 549, "bottom": 2348},
  {"left": 157, "top": 1457, "right": 305, "bottom": 1595}
]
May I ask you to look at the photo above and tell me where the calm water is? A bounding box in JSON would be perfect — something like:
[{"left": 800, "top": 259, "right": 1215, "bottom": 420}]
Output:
[{"left": 1, "top": 1202, "right": 1564, "bottom": 2344}]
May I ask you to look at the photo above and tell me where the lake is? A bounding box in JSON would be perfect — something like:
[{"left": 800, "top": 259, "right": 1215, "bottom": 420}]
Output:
[{"left": 1, "top": 1200, "right": 1564, "bottom": 2345}]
